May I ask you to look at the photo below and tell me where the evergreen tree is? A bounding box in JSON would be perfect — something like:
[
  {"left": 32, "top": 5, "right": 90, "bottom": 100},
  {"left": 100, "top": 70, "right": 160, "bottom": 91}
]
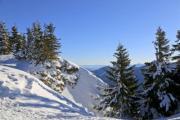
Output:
[
  {"left": 31, "top": 22, "right": 44, "bottom": 64},
  {"left": 171, "top": 30, "right": 180, "bottom": 100},
  {"left": 172, "top": 30, "right": 180, "bottom": 71},
  {"left": 20, "top": 34, "right": 26, "bottom": 59},
  {"left": 141, "top": 27, "right": 177, "bottom": 119},
  {"left": 96, "top": 44, "right": 139, "bottom": 119},
  {"left": 9, "top": 25, "right": 18, "bottom": 51},
  {"left": 43, "top": 23, "right": 60, "bottom": 61},
  {"left": 26, "top": 22, "right": 60, "bottom": 64},
  {"left": 0, "top": 22, "right": 10, "bottom": 55},
  {"left": 10, "top": 25, "right": 25, "bottom": 59},
  {"left": 26, "top": 28, "right": 34, "bottom": 60}
]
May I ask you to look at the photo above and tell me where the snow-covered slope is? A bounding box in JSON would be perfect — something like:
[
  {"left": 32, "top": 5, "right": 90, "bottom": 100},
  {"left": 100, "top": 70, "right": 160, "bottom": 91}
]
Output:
[
  {"left": 0, "top": 55, "right": 107, "bottom": 117},
  {"left": 0, "top": 65, "right": 119, "bottom": 120},
  {"left": 62, "top": 67, "right": 105, "bottom": 115},
  {"left": 0, "top": 65, "right": 90, "bottom": 120}
]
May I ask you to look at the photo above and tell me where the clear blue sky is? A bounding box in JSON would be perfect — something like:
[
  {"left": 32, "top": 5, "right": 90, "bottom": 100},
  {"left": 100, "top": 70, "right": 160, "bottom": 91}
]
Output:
[{"left": 0, "top": 0, "right": 180, "bottom": 65}]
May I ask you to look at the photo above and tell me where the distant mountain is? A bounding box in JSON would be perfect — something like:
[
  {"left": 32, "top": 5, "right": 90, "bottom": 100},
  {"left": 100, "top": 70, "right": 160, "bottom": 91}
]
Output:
[
  {"left": 91, "top": 66, "right": 110, "bottom": 84},
  {"left": 81, "top": 65, "right": 106, "bottom": 71},
  {"left": 91, "top": 64, "right": 144, "bottom": 84}
]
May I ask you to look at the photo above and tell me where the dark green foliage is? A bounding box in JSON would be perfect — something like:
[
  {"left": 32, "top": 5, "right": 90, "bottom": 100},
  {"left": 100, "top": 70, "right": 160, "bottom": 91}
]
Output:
[
  {"left": 172, "top": 30, "right": 180, "bottom": 69},
  {"left": 0, "top": 22, "right": 10, "bottom": 55},
  {"left": 10, "top": 26, "right": 26, "bottom": 59},
  {"left": 171, "top": 30, "right": 180, "bottom": 101},
  {"left": 20, "top": 34, "right": 27, "bottom": 59},
  {"left": 26, "top": 28, "right": 34, "bottom": 60},
  {"left": 26, "top": 22, "right": 61, "bottom": 64},
  {"left": 141, "top": 27, "right": 177, "bottom": 119},
  {"left": 31, "top": 22, "right": 44, "bottom": 64},
  {"left": 154, "top": 27, "right": 171, "bottom": 62},
  {"left": 0, "top": 21, "right": 61, "bottom": 64},
  {"left": 96, "top": 44, "right": 139, "bottom": 119},
  {"left": 43, "top": 23, "right": 60, "bottom": 61}
]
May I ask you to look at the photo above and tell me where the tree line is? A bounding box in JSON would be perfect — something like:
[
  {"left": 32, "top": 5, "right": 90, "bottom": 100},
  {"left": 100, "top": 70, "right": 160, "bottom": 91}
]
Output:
[
  {"left": 0, "top": 21, "right": 60, "bottom": 64},
  {"left": 96, "top": 27, "right": 180, "bottom": 120}
]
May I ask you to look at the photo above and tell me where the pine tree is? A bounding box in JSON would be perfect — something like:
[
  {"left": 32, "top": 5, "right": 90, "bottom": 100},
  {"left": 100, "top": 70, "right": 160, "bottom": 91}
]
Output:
[
  {"left": 26, "top": 28, "right": 34, "bottom": 60},
  {"left": 96, "top": 44, "right": 139, "bottom": 119},
  {"left": 141, "top": 27, "right": 177, "bottom": 119},
  {"left": 172, "top": 30, "right": 180, "bottom": 69},
  {"left": 43, "top": 23, "right": 60, "bottom": 61},
  {"left": 171, "top": 30, "right": 180, "bottom": 100},
  {"left": 26, "top": 22, "right": 60, "bottom": 64},
  {"left": 0, "top": 22, "right": 10, "bottom": 55},
  {"left": 10, "top": 25, "right": 25, "bottom": 59},
  {"left": 9, "top": 26, "right": 18, "bottom": 52},
  {"left": 31, "top": 22, "right": 44, "bottom": 64},
  {"left": 20, "top": 34, "right": 26, "bottom": 59}
]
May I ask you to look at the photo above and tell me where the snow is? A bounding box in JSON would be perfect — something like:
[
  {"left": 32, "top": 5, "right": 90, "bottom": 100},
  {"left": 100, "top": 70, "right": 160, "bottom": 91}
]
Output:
[
  {"left": 165, "top": 113, "right": 180, "bottom": 120},
  {"left": 64, "top": 59, "right": 80, "bottom": 69},
  {"left": 62, "top": 67, "right": 106, "bottom": 115},
  {"left": 0, "top": 65, "right": 89, "bottom": 119}
]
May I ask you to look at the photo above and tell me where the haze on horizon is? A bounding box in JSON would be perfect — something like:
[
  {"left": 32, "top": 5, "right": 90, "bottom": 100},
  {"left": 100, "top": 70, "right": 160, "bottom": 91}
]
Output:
[{"left": 0, "top": 0, "right": 180, "bottom": 65}]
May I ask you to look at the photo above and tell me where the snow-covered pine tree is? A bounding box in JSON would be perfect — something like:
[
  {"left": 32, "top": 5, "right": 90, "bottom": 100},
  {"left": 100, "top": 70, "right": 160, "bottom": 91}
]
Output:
[
  {"left": 10, "top": 26, "right": 18, "bottom": 52},
  {"left": 20, "top": 34, "right": 26, "bottom": 59},
  {"left": 172, "top": 30, "right": 180, "bottom": 69},
  {"left": 171, "top": 30, "right": 180, "bottom": 100},
  {"left": 96, "top": 44, "right": 139, "bottom": 119},
  {"left": 141, "top": 27, "right": 177, "bottom": 119},
  {"left": 26, "top": 28, "right": 34, "bottom": 60},
  {"left": 43, "top": 23, "right": 60, "bottom": 61},
  {"left": 10, "top": 26, "right": 25, "bottom": 59},
  {"left": 0, "top": 22, "right": 10, "bottom": 55},
  {"left": 31, "top": 22, "right": 44, "bottom": 64}
]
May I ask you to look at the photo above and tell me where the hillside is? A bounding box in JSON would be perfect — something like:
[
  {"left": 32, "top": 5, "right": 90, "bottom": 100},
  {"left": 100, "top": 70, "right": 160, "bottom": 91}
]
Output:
[
  {"left": 62, "top": 67, "right": 105, "bottom": 115},
  {"left": 0, "top": 65, "right": 121, "bottom": 120},
  {"left": 0, "top": 55, "right": 106, "bottom": 115},
  {"left": 0, "top": 65, "right": 90, "bottom": 120}
]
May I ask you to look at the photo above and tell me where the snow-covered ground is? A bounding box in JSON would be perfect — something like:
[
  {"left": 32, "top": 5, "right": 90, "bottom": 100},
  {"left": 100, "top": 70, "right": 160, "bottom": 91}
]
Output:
[
  {"left": 0, "top": 65, "right": 88, "bottom": 119},
  {"left": 0, "top": 55, "right": 106, "bottom": 115},
  {"left": 0, "top": 65, "right": 118, "bottom": 120}
]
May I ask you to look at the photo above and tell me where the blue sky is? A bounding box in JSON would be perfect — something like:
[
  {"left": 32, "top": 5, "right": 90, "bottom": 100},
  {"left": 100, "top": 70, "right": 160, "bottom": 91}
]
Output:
[{"left": 0, "top": 0, "right": 180, "bottom": 65}]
